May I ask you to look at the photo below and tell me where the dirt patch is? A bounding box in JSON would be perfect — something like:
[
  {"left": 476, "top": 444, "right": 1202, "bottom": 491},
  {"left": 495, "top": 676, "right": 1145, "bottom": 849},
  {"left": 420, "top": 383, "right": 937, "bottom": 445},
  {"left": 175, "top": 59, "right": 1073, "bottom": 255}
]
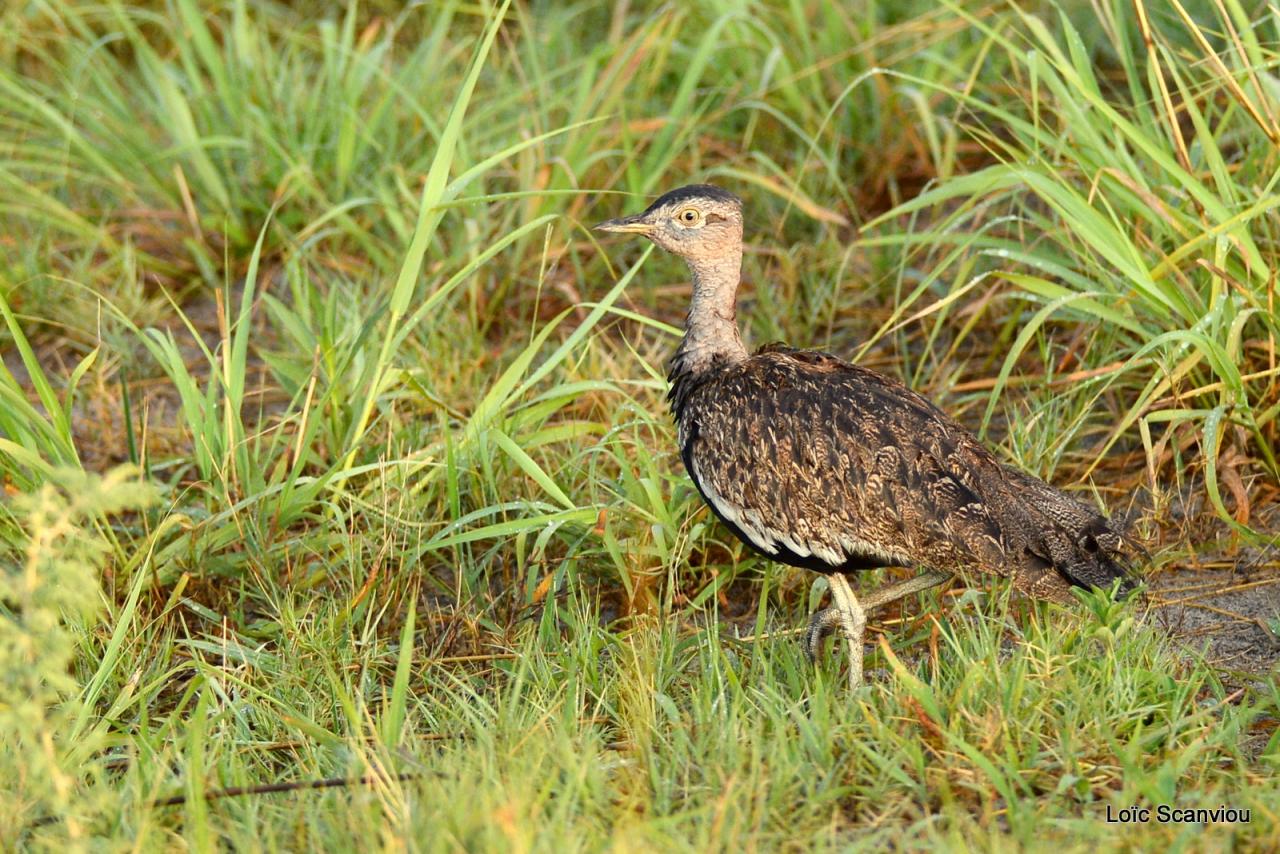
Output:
[{"left": 1146, "top": 564, "right": 1280, "bottom": 677}]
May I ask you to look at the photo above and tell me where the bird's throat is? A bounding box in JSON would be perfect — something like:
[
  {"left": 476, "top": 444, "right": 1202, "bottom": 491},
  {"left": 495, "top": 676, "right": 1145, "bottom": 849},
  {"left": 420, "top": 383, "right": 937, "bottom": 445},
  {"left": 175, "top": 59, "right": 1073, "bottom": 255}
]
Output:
[{"left": 672, "top": 254, "right": 747, "bottom": 377}]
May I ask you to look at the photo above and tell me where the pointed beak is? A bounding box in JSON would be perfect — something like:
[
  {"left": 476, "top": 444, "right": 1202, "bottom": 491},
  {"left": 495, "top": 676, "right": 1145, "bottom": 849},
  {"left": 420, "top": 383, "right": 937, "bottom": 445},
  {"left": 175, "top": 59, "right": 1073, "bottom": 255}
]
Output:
[{"left": 594, "top": 212, "right": 653, "bottom": 235}]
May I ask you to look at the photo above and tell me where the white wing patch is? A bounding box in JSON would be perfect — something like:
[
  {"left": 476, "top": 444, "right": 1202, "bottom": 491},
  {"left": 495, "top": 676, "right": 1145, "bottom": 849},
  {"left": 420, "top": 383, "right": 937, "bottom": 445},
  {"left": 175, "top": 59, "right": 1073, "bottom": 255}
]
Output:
[
  {"left": 838, "top": 535, "right": 910, "bottom": 567},
  {"left": 692, "top": 457, "right": 785, "bottom": 555},
  {"left": 691, "top": 458, "right": 912, "bottom": 568}
]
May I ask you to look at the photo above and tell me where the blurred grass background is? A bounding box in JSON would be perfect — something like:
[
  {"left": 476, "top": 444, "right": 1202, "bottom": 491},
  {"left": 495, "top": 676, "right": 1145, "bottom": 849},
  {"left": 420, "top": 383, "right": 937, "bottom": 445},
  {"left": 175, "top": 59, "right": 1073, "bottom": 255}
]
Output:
[{"left": 1, "top": 0, "right": 1278, "bottom": 848}]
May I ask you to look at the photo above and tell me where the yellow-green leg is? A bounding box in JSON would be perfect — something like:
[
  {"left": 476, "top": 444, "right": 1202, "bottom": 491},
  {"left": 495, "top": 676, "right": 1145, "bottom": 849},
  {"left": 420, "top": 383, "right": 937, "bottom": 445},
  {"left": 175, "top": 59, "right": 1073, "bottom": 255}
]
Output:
[{"left": 804, "top": 570, "right": 952, "bottom": 689}]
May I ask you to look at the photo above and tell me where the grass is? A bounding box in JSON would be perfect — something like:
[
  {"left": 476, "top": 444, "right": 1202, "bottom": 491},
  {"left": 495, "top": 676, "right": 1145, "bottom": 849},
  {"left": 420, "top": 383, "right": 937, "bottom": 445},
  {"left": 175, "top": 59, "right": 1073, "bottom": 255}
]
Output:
[{"left": 1, "top": 0, "right": 1278, "bottom": 848}]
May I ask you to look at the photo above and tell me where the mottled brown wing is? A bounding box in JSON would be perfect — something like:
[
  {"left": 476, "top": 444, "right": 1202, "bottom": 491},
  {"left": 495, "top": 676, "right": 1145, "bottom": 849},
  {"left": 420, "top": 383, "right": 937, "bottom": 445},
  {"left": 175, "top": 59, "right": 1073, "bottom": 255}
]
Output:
[
  {"left": 677, "top": 347, "right": 1018, "bottom": 579},
  {"left": 675, "top": 346, "right": 1137, "bottom": 598}
]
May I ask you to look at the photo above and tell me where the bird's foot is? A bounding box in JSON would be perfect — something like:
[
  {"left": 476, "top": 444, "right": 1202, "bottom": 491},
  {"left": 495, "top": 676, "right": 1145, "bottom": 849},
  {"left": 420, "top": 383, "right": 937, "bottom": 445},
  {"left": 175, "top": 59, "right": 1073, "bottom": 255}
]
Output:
[
  {"left": 805, "top": 574, "right": 868, "bottom": 690},
  {"left": 804, "top": 607, "right": 844, "bottom": 663},
  {"left": 802, "top": 606, "right": 866, "bottom": 689},
  {"left": 802, "top": 572, "right": 950, "bottom": 690}
]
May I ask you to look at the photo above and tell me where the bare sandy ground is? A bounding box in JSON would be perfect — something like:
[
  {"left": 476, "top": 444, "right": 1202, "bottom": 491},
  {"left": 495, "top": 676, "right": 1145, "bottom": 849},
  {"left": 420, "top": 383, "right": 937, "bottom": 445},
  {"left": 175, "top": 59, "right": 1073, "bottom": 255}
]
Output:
[{"left": 1148, "top": 564, "right": 1280, "bottom": 677}]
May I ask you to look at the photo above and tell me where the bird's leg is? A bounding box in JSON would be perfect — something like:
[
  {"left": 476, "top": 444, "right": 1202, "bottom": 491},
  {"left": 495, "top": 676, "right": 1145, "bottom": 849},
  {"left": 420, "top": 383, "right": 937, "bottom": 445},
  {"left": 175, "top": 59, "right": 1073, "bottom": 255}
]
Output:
[
  {"left": 803, "top": 578, "right": 860, "bottom": 673},
  {"left": 804, "top": 570, "right": 952, "bottom": 688},
  {"left": 803, "top": 573, "right": 867, "bottom": 690},
  {"left": 861, "top": 569, "right": 952, "bottom": 610}
]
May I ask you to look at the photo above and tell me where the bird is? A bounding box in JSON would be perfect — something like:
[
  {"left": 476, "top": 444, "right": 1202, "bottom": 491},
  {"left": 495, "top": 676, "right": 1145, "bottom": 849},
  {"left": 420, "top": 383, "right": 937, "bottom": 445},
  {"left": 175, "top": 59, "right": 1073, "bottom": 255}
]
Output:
[{"left": 595, "top": 183, "right": 1143, "bottom": 690}]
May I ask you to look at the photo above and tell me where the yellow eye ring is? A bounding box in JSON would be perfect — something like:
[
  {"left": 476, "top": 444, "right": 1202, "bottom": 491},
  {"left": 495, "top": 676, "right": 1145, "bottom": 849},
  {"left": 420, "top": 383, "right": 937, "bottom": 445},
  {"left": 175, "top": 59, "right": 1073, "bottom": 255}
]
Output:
[{"left": 677, "top": 208, "right": 701, "bottom": 225}]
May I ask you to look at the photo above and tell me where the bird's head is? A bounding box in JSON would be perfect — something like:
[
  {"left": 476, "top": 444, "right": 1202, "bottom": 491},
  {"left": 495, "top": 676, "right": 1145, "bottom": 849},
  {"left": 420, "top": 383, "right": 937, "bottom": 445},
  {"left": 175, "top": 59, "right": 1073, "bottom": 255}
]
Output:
[{"left": 594, "top": 184, "right": 743, "bottom": 262}]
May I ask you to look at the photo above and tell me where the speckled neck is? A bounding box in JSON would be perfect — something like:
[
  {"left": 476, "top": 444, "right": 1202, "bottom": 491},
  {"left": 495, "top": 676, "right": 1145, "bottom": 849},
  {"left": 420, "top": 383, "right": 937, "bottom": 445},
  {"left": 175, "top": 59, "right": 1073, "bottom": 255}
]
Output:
[{"left": 671, "top": 252, "right": 747, "bottom": 378}]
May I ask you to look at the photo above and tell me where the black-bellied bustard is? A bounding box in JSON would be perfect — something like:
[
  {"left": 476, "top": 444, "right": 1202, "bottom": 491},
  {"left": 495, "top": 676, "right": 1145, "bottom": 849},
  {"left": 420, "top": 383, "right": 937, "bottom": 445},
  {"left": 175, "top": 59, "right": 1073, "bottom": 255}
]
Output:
[{"left": 596, "top": 184, "right": 1141, "bottom": 690}]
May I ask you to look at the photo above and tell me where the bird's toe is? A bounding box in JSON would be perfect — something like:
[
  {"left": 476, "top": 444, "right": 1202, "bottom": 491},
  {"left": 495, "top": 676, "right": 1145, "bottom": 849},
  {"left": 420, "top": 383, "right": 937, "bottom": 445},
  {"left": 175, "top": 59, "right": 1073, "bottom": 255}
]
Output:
[{"left": 804, "top": 608, "right": 843, "bottom": 663}]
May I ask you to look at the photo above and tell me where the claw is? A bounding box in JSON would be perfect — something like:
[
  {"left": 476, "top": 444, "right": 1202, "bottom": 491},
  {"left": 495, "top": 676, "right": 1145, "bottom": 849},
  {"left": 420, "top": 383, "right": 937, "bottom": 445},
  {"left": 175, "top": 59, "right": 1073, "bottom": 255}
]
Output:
[
  {"left": 804, "top": 607, "right": 843, "bottom": 663},
  {"left": 800, "top": 571, "right": 951, "bottom": 690},
  {"left": 807, "top": 574, "right": 868, "bottom": 690}
]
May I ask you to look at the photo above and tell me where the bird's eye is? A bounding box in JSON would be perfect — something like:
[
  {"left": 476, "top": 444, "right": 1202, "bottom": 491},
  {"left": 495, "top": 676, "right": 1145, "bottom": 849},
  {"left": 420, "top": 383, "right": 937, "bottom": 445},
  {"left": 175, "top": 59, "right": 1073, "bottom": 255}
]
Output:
[{"left": 678, "top": 208, "right": 700, "bottom": 224}]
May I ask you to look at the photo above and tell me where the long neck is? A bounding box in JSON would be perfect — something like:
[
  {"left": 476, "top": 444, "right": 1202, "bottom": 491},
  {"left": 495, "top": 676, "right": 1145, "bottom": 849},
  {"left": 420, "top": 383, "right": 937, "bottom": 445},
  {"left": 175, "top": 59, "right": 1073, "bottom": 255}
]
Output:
[{"left": 672, "top": 251, "right": 747, "bottom": 377}]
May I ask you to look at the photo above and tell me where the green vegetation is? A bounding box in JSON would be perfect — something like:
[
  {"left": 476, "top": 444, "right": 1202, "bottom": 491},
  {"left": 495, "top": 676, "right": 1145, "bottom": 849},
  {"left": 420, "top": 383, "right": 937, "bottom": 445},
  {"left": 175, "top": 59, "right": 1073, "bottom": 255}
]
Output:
[{"left": 2, "top": 0, "right": 1277, "bottom": 848}]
